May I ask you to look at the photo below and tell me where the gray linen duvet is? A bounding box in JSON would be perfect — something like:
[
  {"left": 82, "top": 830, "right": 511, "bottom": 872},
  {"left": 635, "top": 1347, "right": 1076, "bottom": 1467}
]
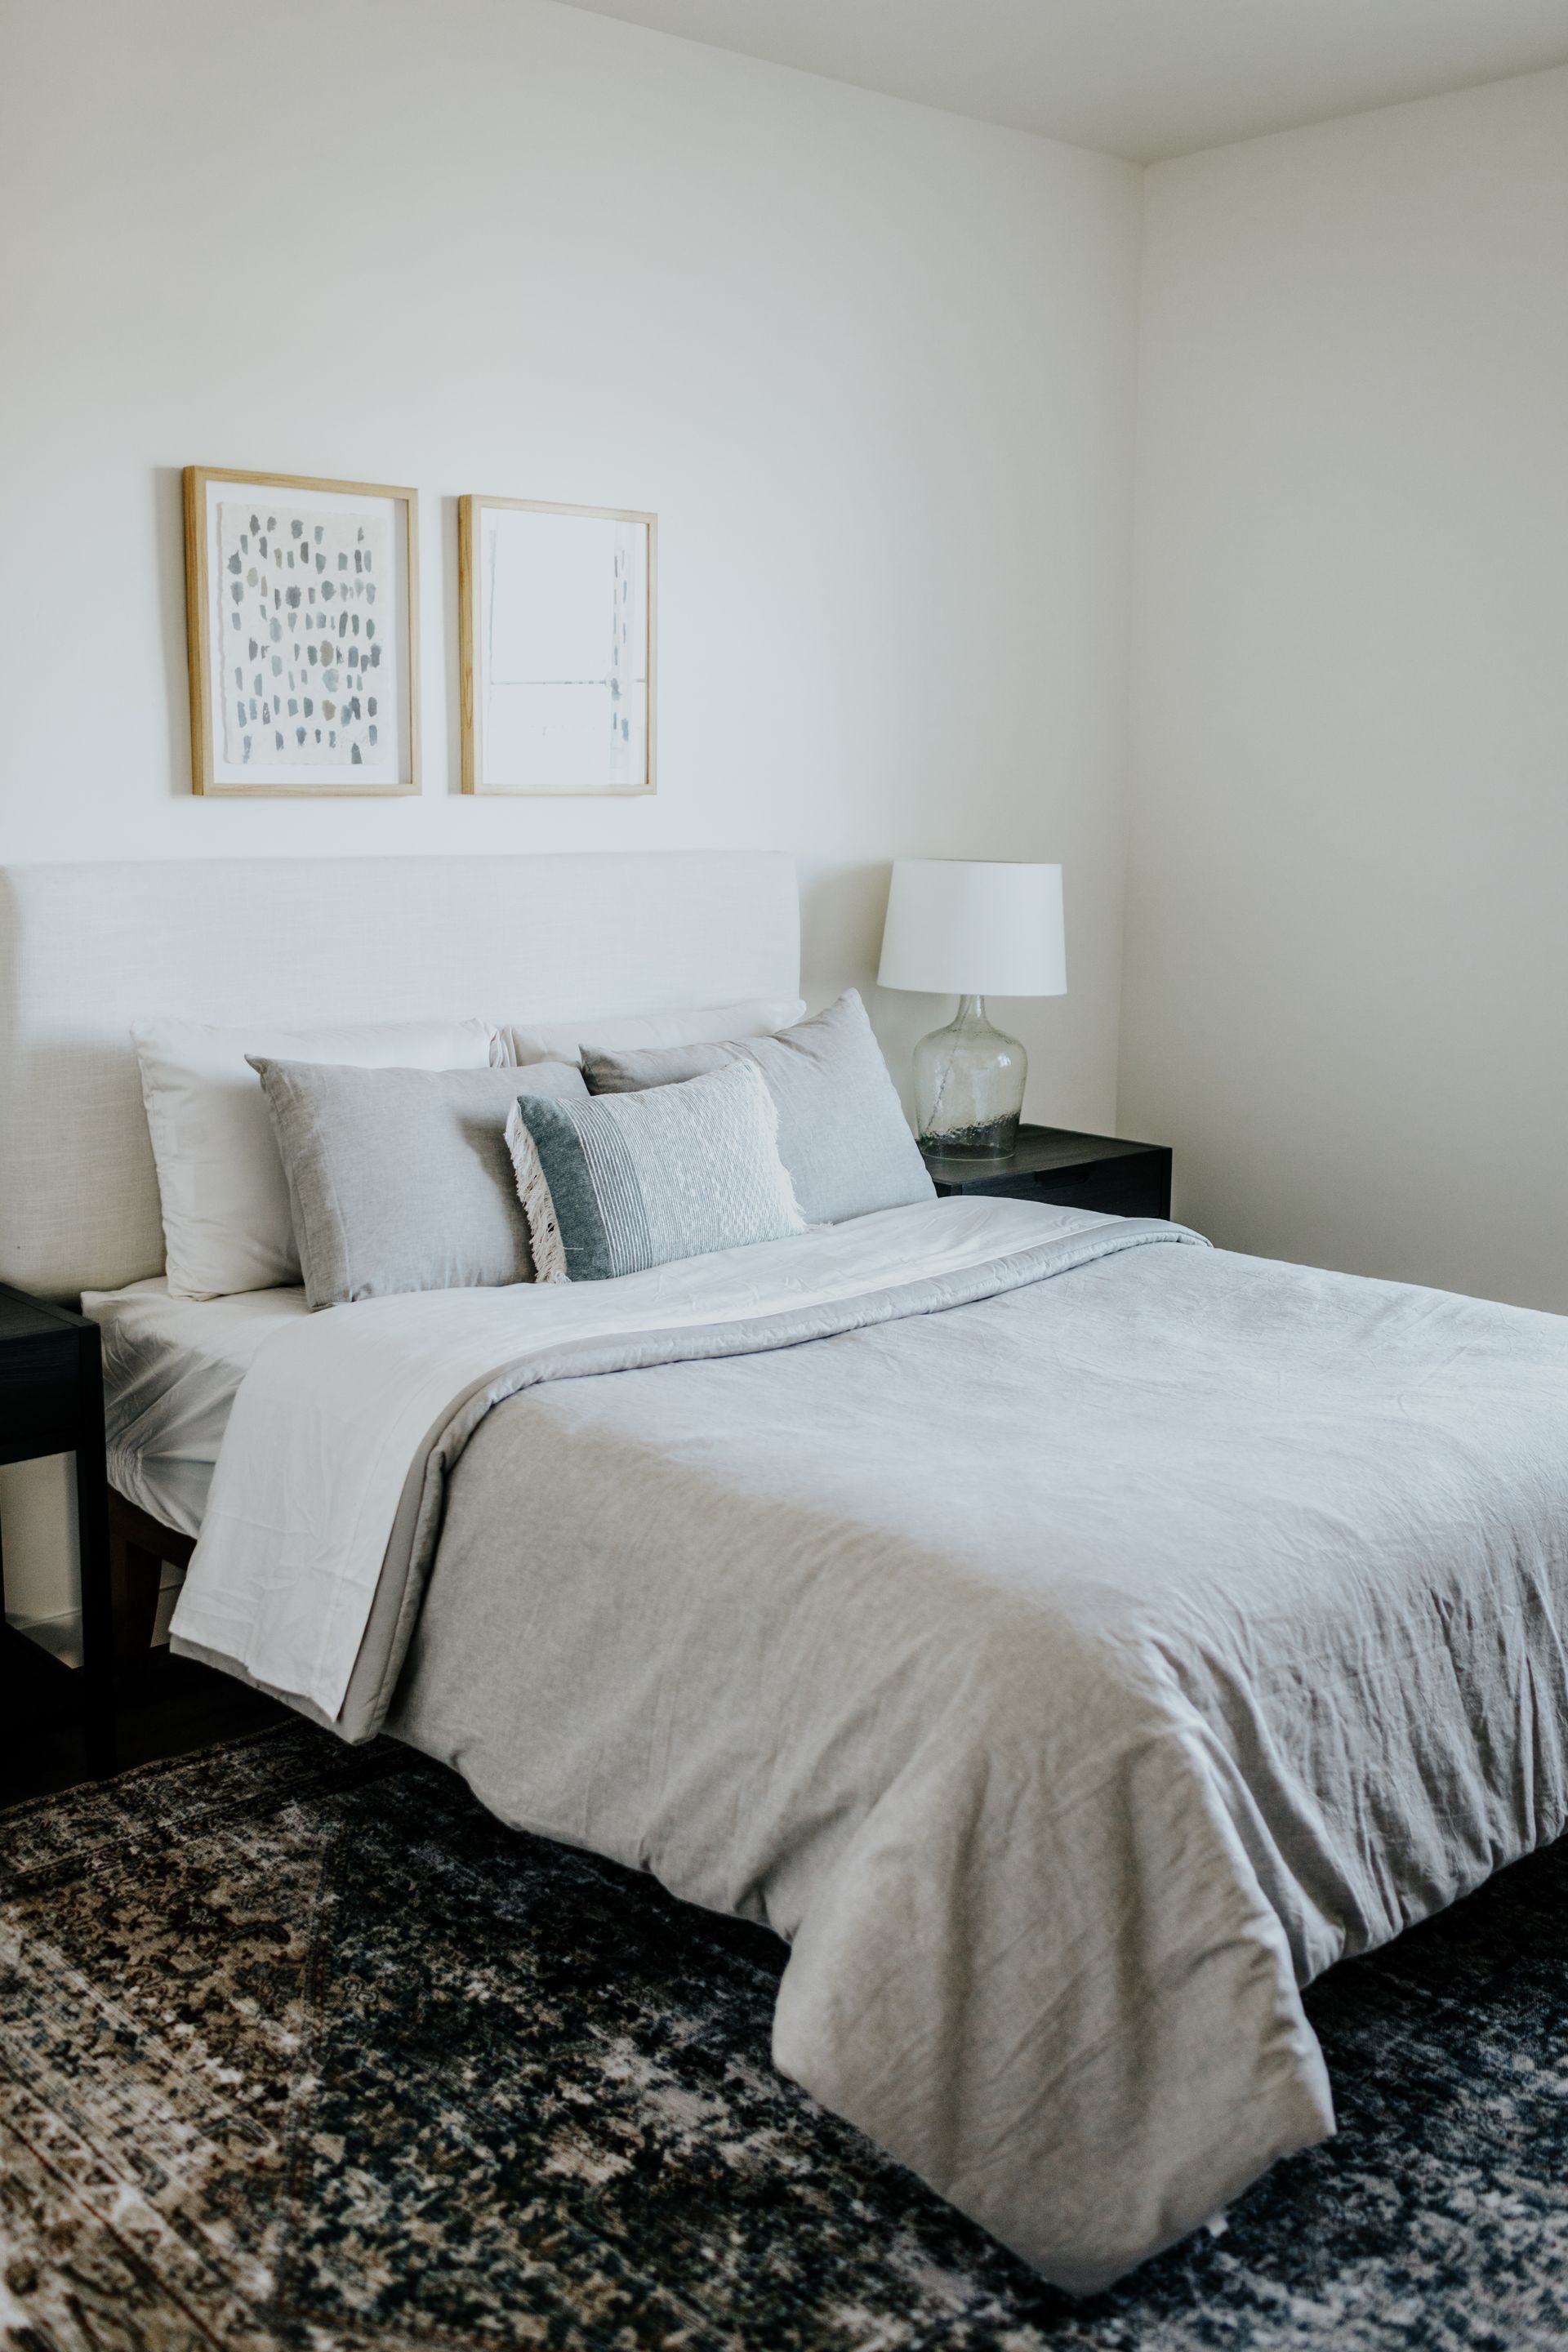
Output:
[{"left": 373, "top": 1231, "right": 1568, "bottom": 2289}]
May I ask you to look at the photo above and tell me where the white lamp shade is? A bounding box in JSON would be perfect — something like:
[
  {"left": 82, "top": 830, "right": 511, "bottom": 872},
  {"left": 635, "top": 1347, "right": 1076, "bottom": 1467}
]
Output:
[{"left": 877, "top": 860, "right": 1066, "bottom": 998}]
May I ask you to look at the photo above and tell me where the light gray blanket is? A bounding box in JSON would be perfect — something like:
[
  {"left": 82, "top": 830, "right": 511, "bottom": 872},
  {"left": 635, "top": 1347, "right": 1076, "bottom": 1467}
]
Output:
[{"left": 376, "top": 1231, "right": 1568, "bottom": 2289}]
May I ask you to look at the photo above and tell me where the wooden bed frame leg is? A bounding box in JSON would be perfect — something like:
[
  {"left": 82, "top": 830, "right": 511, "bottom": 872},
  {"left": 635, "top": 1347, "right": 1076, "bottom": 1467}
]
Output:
[{"left": 108, "top": 1490, "right": 194, "bottom": 1669}]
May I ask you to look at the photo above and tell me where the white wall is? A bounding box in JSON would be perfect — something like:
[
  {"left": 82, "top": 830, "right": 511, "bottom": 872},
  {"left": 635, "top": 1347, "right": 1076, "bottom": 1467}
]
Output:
[
  {"left": 1122, "top": 68, "right": 1568, "bottom": 1309},
  {"left": 0, "top": 0, "right": 1141, "bottom": 1628},
  {"left": 0, "top": 0, "right": 1142, "bottom": 1129}
]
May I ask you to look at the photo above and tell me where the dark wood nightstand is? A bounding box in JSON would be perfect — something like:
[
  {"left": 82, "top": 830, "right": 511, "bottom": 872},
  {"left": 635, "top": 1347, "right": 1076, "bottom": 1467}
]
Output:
[
  {"left": 920, "top": 1124, "right": 1172, "bottom": 1222},
  {"left": 0, "top": 1286, "right": 115, "bottom": 1780}
]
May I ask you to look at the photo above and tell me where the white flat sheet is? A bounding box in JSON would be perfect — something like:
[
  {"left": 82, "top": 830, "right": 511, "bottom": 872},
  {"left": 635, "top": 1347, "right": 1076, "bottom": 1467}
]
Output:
[{"left": 82, "top": 1277, "right": 310, "bottom": 1535}]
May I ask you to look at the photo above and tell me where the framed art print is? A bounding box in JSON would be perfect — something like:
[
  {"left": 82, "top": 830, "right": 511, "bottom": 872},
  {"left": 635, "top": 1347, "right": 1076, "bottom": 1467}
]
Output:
[
  {"left": 459, "top": 495, "right": 656, "bottom": 795},
  {"left": 184, "top": 466, "right": 419, "bottom": 795}
]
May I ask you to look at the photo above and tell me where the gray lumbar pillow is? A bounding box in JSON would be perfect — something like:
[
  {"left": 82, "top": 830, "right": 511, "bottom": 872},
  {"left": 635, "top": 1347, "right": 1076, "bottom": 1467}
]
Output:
[
  {"left": 250, "top": 1057, "right": 589, "bottom": 1308},
  {"left": 581, "top": 989, "right": 934, "bottom": 1227},
  {"left": 506, "top": 1058, "right": 806, "bottom": 1282}
]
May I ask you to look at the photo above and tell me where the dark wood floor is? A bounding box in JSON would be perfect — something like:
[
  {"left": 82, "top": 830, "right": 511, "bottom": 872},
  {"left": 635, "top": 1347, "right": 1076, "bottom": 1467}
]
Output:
[{"left": 2, "top": 1628, "right": 288, "bottom": 1808}]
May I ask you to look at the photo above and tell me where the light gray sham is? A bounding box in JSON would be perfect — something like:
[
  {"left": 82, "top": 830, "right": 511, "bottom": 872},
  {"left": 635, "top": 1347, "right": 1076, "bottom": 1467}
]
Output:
[
  {"left": 581, "top": 989, "right": 935, "bottom": 1226},
  {"left": 250, "top": 1057, "right": 589, "bottom": 1308}
]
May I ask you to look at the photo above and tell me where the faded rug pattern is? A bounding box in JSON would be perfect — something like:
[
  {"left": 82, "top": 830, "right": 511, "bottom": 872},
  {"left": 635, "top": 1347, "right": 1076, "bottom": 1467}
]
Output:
[{"left": 2, "top": 1724, "right": 1566, "bottom": 2350}]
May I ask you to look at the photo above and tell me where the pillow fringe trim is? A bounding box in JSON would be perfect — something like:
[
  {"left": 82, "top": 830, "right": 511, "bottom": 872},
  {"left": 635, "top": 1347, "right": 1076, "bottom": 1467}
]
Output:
[{"left": 505, "top": 1101, "right": 570, "bottom": 1283}]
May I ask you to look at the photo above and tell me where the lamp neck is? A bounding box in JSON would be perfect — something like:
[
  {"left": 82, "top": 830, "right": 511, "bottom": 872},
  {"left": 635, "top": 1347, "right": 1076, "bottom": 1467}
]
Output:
[{"left": 952, "top": 994, "right": 989, "bottom": 1030}]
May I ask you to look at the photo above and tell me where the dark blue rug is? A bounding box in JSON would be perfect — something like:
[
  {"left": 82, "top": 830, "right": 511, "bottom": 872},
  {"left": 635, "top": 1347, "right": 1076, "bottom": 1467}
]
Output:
[{"left": 2, "top": 1722, "right": 1565, "bottom": 2350}]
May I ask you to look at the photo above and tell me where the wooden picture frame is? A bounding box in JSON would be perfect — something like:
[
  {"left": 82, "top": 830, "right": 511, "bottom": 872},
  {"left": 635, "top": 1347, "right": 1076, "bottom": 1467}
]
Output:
[
  {"left": 459, "top": 494, "right": 656, "bottom": 796},
  {"left": 184, "top": 466, "right": 419, "bottom": 795}
]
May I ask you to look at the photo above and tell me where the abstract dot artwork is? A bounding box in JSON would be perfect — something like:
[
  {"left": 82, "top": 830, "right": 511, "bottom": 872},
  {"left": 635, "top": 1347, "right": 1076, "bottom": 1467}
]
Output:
[{"left": 219, "top": 501, "right": 390, "bottom": 768}]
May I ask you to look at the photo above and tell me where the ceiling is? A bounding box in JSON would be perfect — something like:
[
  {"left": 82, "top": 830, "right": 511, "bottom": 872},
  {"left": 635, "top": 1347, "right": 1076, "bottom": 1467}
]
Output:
[{"left": 557, "top": 0, "right": 1568, "bottom": 163}]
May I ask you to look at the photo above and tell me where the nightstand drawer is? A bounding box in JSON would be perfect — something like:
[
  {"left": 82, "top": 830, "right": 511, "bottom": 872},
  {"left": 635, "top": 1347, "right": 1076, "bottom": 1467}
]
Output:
[
  {"left": 1035, "top": 1160, "right": 1167, "bottom": 1221},
  {"left": 921, "top": 1125, "right": 1173, "bottom": 1223},
  {"left": 0, "top": 1326, "right": 81, "bottom": 1462}
]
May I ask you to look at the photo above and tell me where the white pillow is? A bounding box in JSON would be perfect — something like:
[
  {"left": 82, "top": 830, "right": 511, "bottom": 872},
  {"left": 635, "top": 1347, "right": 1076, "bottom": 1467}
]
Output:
[
  {"left": 501, "top": 996, "right": 806, "bottom": 1069},
  {"left": 135, "top": 1018, "right": 498, "bottom": 1299}
]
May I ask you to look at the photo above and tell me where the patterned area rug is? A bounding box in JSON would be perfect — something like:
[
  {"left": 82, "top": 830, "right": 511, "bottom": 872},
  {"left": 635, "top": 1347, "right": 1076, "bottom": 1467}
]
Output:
[{"left": 3, "top": 1726, "right": 1566, "bottom": 2351}]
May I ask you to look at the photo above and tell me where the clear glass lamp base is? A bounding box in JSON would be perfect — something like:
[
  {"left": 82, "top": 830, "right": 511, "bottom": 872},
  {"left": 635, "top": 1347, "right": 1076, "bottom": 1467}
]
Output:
[{"left": 913, "top": 996, "right": 1027, "bottom": 1156}]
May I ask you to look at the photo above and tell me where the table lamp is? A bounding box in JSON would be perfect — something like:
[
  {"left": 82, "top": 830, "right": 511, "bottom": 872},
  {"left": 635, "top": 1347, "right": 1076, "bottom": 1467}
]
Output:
[{"left": 877, "top": 859, "right": 1066, "bottom": 1156}]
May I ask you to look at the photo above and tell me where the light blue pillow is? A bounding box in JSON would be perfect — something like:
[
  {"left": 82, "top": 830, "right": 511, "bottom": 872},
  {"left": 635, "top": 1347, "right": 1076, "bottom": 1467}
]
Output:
[{"left": 506, "top": 1058, "right": 807, "bottom": 1282}]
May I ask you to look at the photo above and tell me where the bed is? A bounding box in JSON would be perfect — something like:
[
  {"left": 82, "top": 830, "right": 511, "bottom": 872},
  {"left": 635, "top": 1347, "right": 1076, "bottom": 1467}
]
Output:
[{"left": 6, "top": 853, "right": 1568, "bottom": 2296}]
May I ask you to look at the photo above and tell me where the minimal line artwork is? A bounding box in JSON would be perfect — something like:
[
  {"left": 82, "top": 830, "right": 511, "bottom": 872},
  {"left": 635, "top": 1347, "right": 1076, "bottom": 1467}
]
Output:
[
  {"left": 184, "top": 468, "right": 419, "bottom": 796},
  {"left": 459, "top": 496, "right": 656, "bottom": 795}
]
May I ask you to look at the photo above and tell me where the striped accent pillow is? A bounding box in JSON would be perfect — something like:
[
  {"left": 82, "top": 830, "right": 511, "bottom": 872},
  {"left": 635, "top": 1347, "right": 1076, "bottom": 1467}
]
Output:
[{"left": 505, "top": 1057, "right": 807, "bottom": 1282}]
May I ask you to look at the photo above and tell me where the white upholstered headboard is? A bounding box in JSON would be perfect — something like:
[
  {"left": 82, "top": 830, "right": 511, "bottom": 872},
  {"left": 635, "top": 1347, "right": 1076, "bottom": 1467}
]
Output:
[{"left": 0, "top": 852, "right": 800, "bottom": 1299}]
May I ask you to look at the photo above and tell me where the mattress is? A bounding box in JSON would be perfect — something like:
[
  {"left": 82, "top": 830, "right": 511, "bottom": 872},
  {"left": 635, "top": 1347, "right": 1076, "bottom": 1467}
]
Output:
[{"left": 82, "top": 1276, "right": 309, "bottom": 1537}]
